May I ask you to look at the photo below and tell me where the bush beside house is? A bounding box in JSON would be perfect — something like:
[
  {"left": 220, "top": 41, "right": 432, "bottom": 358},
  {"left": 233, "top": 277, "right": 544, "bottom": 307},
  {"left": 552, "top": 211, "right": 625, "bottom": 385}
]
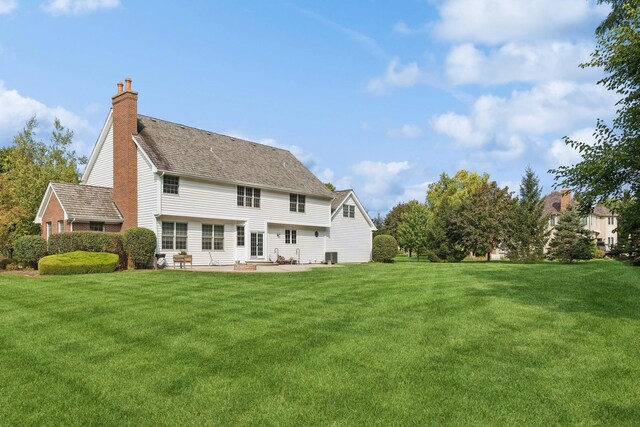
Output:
[
  {"left": 38, "top": 251, "right": 119, "bottom": 275},
  {"left": 372, "top": 235, "right": 398, "bottom": 263},
  {"left": 47, "top": 232, "right": 125, "bottom": 268},
  {"left": 123, "top": 228, "right": 157, "bottom": 268},
  {"left": 13, "top": 235, "right": 47, "bottom": 268}
]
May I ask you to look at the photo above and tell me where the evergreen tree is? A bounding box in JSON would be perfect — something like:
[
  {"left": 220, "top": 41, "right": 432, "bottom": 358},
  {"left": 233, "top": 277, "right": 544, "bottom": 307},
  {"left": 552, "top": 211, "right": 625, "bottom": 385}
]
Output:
[
  {"left": 508, "top": 167, "right": 549, "bottom": 260},
  {"left": 547, "top": 206, "right": 595, "bottom": 262},
  {"left": 372, "top": 212, "right": 386, "bottom": 237}
]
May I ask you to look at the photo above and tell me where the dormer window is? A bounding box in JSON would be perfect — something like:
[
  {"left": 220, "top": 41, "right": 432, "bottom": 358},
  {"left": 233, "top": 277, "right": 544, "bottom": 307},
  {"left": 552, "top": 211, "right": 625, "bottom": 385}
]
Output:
[
  {"left": 290, "top": 194, "right": 305, "bottom": 213},
  {"left": 163, "top": 175, "right": 179, "bottom": 194}
]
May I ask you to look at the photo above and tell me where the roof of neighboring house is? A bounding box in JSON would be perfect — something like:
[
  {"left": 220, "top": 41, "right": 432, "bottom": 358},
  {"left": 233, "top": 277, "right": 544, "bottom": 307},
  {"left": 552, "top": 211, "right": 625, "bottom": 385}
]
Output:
[
  {"left": 543, "top": 191, "right": 613, "bottom": 216},
  {"left": 331, "top": 189, "right": 352, "bottom": 212},
  {"left": 133, "top": 115, "right": 335, "bottom": 199},
  {"left": 51, "top": 182, "right": 123, "bottom": 222}
]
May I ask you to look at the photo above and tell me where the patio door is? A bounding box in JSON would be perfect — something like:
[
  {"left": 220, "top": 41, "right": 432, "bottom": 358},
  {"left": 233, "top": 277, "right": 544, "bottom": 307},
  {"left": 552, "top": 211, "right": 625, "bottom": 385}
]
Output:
[{"left": 250, "top": 232, "right": 264, "bottom": 258}]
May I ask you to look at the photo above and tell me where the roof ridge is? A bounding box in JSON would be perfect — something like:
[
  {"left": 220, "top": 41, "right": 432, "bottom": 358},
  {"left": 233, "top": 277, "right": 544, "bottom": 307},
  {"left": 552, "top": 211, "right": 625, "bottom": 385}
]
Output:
[
  {"left": 137, "top": 114, "right": 292, "bottom": 153},
  {"left": 52, "top": 181, "right": 112, "bottom": 190}
]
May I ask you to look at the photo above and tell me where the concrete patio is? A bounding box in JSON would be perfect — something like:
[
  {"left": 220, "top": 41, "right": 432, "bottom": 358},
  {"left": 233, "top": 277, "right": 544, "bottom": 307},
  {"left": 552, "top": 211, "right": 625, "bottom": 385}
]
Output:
[{"left": 172, "top": 263, "right": 341, "bottom": 273}]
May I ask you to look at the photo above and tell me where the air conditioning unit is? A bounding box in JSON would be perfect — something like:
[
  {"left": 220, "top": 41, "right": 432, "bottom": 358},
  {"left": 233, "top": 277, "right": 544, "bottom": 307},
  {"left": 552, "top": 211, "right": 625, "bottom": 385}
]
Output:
[{"left": 325, "top": 252, "right": 338, "bottom": 264}]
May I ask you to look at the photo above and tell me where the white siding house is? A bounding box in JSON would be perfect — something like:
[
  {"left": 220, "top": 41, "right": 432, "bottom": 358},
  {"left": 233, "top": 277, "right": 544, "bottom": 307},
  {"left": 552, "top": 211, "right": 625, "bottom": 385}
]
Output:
[{"left": 38, "top": 78, "right": 375, "bottom": 267}]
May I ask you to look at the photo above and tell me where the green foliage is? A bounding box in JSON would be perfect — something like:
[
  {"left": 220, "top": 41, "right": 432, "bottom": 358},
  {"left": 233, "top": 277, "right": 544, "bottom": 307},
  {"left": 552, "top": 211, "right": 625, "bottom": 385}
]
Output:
[
  {"left": 547, "top": 206, "right": 595, "bottom": 262},
  {"left": 324, "top": 182, "right": 336, "bottom": 192},
  {"left": 383, "top": 200, "right": 420, "bottom": 245},
  {"left": 13, "top": 235, "right": 47, "bottom": 268},
  {"left": 552, "top": 1, "right": 640, "bottom": 264},
  {"left": 372, "top": 234, "right": 398, "bottom": 262},
  {"left": 123, "top": 228, "right": 157, "bottom": 267},
  {"left": 397, "top": 203, "right": 430, "bottom": 260},
  {"left": 456, "top": 181, "right": 515, "bottom": 260},
  {"left": 47, "top": 231, "right": 124, "bottom": 261},
  {"left": 372, "top": 213, "right": 386, "bottom": 237},
  {"left": 426, "top": 170, "right": 490, "bottom": 211},
  {"left": 508, "top": 167, "right": 550, "bottom": 260},
  {"left": 0, "top": 117, "right": 86, "bottom": 254},
  {"left": 38, "top": 251, "right": 119, "bottom": 275}
]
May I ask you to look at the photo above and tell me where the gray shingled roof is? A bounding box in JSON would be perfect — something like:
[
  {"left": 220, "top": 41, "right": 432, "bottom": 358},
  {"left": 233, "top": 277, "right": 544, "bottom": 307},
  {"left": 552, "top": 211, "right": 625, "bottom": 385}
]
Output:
[
  {"left": 51, "top": 182, "right": 123, "bottom": 222},
  {"left": 133, "top": 115, "right": 334, "bottom": 199},
  {"left": 331, "top": 189, "right": 351, "bottom": 213},
  {"left": 543, "top": 191, "right": 613, "bottom": 216}
]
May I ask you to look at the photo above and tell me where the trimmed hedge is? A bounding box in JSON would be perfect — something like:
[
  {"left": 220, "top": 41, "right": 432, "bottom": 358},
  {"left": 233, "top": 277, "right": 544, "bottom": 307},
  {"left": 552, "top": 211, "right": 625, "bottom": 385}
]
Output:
[
  {"left": 372, "top": 235, "right": 398, "bottom": 263},
  {"left": 14, "top": 235, "right": 48, "bottom": 268},
  {"left": 123, "top": 228, "right": 157, "bottom": 268},
  {"left": 38, "top": 251, "right": 119, "bottom": 275},
  {"left": 47, "top": 232, "right": 125, "bottom": 267}
]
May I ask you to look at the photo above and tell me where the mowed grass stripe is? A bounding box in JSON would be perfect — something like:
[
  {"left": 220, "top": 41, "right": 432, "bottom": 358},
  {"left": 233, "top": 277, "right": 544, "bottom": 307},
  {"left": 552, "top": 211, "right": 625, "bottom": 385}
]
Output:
[{"left": 0, "top": 261, "right": 639, "bottom": 425}]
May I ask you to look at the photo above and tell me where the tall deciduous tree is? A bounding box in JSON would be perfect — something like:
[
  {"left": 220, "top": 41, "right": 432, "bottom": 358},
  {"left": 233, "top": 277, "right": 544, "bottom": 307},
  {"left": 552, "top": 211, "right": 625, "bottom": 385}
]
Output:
[
  {"left": 547, "top": 205, "right": 595, "bottom": 262},
  {"left": 508, "top": 167, "right": 549, "bottom": 260},
  {"left": 424, "top": 170, "right": 489, "bottom": 262},
  {"left": 0, "top": 117, "right": 86, "bottom": 255},
  {"left": 397, "top": 203, "right": 430, "bottom": 261},
  {"left": 384, "top": 200, "right": 419, "bottom": 250},
  {"left": 457, "top": 181, "right": 515, "bottom": 261}
]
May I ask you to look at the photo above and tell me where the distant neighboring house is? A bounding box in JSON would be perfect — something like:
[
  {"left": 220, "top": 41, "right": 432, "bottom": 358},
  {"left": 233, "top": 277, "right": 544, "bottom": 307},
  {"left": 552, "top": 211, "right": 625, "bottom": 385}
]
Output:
[
  {"left": 543, "top": 189, "right": 618, "bottom": 251},
  {"left": 35, "top": 78, "right": 375, "bottom": 266}
]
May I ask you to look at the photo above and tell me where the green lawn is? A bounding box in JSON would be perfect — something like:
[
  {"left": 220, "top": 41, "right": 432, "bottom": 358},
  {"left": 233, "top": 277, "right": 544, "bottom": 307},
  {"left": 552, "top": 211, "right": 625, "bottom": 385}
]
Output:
[{"left": 1, "top": 261, "right": 639, "bottom": 426}]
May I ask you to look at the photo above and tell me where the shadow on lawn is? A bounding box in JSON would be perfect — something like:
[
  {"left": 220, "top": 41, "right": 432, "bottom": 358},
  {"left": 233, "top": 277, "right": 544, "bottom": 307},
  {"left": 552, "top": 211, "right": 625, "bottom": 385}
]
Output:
[{"left": 465, "top": 262, "right": 640, "bottom": 321}]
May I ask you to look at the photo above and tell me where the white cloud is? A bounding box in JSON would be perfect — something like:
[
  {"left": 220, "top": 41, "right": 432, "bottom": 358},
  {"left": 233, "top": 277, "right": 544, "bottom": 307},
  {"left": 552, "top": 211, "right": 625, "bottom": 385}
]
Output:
[
  {"left": 0, "top": 0, "right": 17, "bottom": 15},
  {"left": 42, "top": 0, "right": 121, "bottom": 16},
  {"left": 365, "top": 58, "right": 426, "bottom": 95},
  {"left": 433, "top": 0, "right": 607, "bottom": 45},
  {"left": 224, "top": 130, "right": 318, "bottom": 170},
  {"left": 0, "top": 81, "right": 91, "bottom": 141},
  {"left": 393, "top": 21, "right": 429, "bottom": 35},
  {"left": 548, "top": 127, "right": 595, "bottom": 167},
  {"left": 446, "top": 41, "right": 596, "bottom": 85},
  {"left": 433, "top": 81, "right": 616, "bottom": 150},
  {"left": 343, "top": 160, "right": 417, "bottom": 211},
  {"left": 386, "top": 124, "right": 422, "bottom": 139}
]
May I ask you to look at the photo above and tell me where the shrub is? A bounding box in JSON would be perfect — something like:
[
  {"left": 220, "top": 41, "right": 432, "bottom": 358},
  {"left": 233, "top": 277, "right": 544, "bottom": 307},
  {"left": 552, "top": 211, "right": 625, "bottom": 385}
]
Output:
[
  {"left": 423, "top": 250, "right": 442, "bottom": 263},
  {"left": 38, "top": 251, "right": 119, "bottom": 275},
  {"left": 372, "top": 235, "right": 398, "bottom": 263},
  {"left": 13, "top": 235, "right": 47, "bottom": 268},
  {"left": 48, "top": 232, "right": 125, "bottom": 267},
  {"left": 123, "top": 228, "right": 157, "bottom": 268},
  {"left": 0, "top": 258, "right": 14, "bottom": 270}
]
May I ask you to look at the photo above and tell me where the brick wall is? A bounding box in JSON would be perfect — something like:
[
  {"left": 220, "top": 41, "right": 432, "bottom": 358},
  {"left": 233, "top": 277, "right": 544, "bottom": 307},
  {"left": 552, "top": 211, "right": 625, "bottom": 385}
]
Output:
[
  {"left": 112, "top": 78, "right": 138, "bottom": 231},
  {"left": 40, "top": 193, "right": 65, "bottom": 239}
]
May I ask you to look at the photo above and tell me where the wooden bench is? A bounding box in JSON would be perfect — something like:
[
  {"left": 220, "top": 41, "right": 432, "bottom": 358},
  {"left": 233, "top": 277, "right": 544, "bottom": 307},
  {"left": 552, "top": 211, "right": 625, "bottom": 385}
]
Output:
[{"left": 173, "top": 254, "right": 193, "bottom": 269}]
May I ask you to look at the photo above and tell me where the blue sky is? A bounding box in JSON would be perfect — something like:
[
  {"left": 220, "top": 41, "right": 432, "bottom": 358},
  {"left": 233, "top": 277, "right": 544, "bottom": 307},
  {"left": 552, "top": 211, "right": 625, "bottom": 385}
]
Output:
[{"left": 0, "top": 0, "right": 615, "bottom": 215}]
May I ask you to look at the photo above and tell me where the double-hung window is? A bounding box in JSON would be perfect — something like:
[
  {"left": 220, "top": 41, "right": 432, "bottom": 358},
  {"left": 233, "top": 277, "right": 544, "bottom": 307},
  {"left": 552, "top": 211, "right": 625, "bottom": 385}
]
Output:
[
  {"left": 290, "top": 194, "right": 305, "bottom": 212},
  {"left": 237, "top": 186, "right": 261, "bottom": 208},
  {"left": 285, "top": 229, "right": 297, "bottom": 244},
  {"left": 162, "top": 222, "right": 188, "bottom": 250},
  {"left": 163, "top": 175, "right": 179, "bottom": 194},
  {"left": 343, "top": 204, "right": 355, "bottom": 218},
  {"left": 57, "top": 220, "right": 64, "bottom": 233}
]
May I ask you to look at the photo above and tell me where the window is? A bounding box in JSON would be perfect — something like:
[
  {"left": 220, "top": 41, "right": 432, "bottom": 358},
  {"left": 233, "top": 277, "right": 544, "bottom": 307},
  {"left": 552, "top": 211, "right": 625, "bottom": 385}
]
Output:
[
  {"left": 237, "top": 186, "right": 260, "bottom": 208},
  {"left": 285, "top": 229, "right": 297, "bottom": 244},
  {"left": 163, "top": 175, "right": 179, "bottom": 194},
  {"left": 581, "top": 216, "right": 588, "bottom": 226},
  {"left": 162, "top": 222, "right": 188, "bottom": 250},
  {"left": 175, "top": 223, "right": 187, "bottom": 250},
  {"left": 57, "top": 220, "right": 64, "bottom": 233},
  {"left": 608, "top": 216, "right": 615, "bottom": 225},
  {"left": 214, "top": 225, "right": 224, "bottom": 250},
  {"left": 290, "top": 194, "right": 306, "bottom": 212},
  {"left": 343, "top": 204, "right": 355, "bottom": 218},
  {"left": 90, "top": 222, "right": 105, "bottom": 232},
  {"left": 46, "top": 222, "right": 52, "bottom": 240},
  {"left": 237, "top": 226, "right": 245, "bottom": 246},
  {"left": 202, "top": 224, "right": 213, "bottom": 250},
  {"left": 549, "top": 216, "right": 556, "bottom": 226}
]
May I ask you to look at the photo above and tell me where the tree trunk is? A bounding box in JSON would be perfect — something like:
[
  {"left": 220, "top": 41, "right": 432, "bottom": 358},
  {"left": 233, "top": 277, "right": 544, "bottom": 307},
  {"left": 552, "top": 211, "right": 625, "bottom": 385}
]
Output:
[{"left": 486, "top": 251, "right": 491, "bottom": 261}]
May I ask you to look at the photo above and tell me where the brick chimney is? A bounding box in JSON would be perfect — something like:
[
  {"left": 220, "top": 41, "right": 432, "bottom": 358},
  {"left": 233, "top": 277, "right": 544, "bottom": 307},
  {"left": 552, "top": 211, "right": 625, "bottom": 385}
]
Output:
[
  {"left": 560, "top": 189, "right": 571, "bottom": 211},
  {"left": 112, "top": 77, "right": 138, "bottom": 230}
]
